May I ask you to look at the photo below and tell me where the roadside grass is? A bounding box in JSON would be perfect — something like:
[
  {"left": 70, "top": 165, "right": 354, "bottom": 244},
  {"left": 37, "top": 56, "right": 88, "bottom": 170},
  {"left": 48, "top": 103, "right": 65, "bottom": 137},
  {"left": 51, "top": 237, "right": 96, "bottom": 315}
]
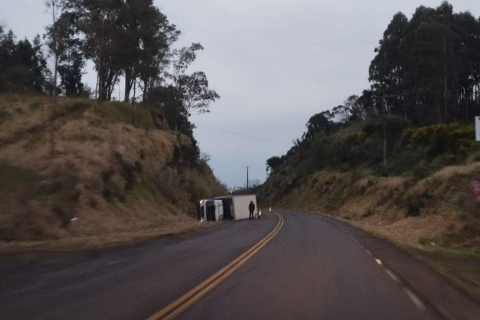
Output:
[
  {"left": 396, "top": 243, "right": 480, "bottom": 303},
  {"left": 0, "top": 161, "right": 41, "bottom": 190},
  {"left": 363, "top": 225, "right": 480, "bottom": 303},
  {"left": 0, "top": 219, "right": 212, "bottom": 256},
  {"left": 0, "top": 108, "right": 11, "bottom": 123},
  {"left": 23, "top": 131, "right": 45, "bottom": 149},
  {"left": 96, "top": 101, "right": 155, "bottom": 130}
]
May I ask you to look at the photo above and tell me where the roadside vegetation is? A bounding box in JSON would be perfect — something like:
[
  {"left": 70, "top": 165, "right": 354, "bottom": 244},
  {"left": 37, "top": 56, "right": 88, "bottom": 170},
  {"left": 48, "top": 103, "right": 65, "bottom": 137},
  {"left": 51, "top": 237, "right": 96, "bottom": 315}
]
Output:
[
  {"left": 0, "top": 1, "right": 225, "bottom": 251},
  {"left": 260, "top": 2, "right": 480, "bottom": 301}
]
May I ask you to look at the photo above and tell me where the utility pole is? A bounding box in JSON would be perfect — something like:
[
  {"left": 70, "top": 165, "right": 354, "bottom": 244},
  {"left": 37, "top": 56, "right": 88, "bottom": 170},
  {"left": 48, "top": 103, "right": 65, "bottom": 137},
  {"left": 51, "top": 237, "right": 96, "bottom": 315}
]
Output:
[
  {"left": 383, "top": 117, "right": 388, "bottom": 168},
  {"left": 246, "top": 166, "right": 250, "bottom": 190},
  {"left": 444, "top": 36, "right": 448, "bottom": 122},
  {"left": 382, "top": 97, "right": 388, "bottom": 169}
]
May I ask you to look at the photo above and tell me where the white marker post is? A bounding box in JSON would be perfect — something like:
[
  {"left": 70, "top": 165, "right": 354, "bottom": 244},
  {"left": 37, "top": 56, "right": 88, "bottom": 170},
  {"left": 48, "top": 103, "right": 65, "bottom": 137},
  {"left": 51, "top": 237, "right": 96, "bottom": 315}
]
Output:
[{"left": 476, "top": 117, "right": 480, "bottom": 142}]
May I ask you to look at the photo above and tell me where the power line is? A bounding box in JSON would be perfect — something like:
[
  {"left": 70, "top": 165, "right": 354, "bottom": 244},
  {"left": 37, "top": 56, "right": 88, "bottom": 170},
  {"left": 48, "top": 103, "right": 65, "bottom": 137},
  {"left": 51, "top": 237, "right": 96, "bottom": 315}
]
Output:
[
  {"left": 375, "top": 67, "right": 478, "bottom": 100},
  {"left": 376, "top": 81, "right": 444, "bottom": 99},
  {"left": 194, "top": 121, "right": 291, "bottom": 145}
]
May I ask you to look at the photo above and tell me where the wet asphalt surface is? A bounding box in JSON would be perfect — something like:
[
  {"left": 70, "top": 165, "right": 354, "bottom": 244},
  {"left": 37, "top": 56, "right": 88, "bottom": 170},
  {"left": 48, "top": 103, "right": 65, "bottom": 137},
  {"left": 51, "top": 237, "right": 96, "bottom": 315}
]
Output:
[{"left": 1, "top": 210, "right": 479, "bottom": 320}]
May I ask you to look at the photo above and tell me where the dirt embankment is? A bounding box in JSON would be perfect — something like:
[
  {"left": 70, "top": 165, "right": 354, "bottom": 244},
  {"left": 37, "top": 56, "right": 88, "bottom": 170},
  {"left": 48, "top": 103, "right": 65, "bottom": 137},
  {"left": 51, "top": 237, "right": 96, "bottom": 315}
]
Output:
[
  {"left": 272, "top": 166, "right": 480, "bottom": 249},
  {"left": 0, "top": 94, "right": 226, "bottom": 252}
]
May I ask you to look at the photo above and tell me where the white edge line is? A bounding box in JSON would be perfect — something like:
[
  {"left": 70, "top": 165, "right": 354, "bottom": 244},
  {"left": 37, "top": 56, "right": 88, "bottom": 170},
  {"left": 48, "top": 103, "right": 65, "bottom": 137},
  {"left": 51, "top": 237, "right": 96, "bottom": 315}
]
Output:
[
  {"left": 350, "top": 235, "right": 362, "bottom": 246},
  {"left": 404, "top": 288, "right": 426, "bottom": 311},
  {"left": 311, "top": 211, "right": 427, "bottom": 313},
  {"left": 74, "top": 259, "right": 129, "bottom": 276},
  {"left": 14, "top": 282, "right": 50, "bottom": 294},
  {"left": 385, "top": 268, "right": 399, "bottom": 284}
]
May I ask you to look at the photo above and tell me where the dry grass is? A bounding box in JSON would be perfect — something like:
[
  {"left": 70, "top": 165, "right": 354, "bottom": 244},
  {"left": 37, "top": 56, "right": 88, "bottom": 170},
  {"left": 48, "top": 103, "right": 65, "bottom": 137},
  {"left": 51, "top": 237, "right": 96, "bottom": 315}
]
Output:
[
  {"left": 0, "top": 94, "right": 226, "bottom": 249},
  {"left": 280, "top": 164, "right": 480, "bottom": 251},
  {"left": 0, "top": 217, "right": 214, "bottom": 255}
]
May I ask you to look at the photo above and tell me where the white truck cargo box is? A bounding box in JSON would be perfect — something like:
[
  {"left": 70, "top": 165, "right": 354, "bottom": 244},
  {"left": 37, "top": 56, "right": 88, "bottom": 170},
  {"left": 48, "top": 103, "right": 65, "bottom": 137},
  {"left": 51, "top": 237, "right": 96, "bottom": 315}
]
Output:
[{"left": 232, "top": 195, "right": 257, "bottom": 220}]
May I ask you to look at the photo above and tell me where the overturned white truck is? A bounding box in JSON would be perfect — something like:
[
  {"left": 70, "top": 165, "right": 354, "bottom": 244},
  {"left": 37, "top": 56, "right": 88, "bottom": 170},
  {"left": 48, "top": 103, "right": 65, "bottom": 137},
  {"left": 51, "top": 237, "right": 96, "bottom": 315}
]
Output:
[{"left": 199, "top": 195, "right": 258, "bottom": 222}]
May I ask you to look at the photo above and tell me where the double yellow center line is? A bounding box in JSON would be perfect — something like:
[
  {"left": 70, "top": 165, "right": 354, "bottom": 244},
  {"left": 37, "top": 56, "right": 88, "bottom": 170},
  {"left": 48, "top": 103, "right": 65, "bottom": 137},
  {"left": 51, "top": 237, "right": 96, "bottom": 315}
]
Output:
[{"left": 147, "top": 213, "right": 284, "bottom": 320}]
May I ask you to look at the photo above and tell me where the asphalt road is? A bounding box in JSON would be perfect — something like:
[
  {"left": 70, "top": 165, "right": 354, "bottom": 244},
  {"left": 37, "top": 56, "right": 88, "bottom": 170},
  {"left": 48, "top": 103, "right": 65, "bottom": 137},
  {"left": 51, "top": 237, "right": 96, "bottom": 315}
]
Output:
[{"left": 1, "top": 210, "right": 479, "bottom": 320}]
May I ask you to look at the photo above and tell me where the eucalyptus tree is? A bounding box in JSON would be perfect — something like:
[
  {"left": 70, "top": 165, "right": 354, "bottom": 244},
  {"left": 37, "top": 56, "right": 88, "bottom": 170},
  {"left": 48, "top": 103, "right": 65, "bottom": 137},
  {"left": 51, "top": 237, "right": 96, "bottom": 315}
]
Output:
[
  {"left": 118, "top": 0, "right": 180, "bottom": 102},
  {"left": 63, "top": 0, "right": 123, "bottom": 101},
  {"left": 369, "top": 12, "right": 409, "bottom": 118},
  {"left": 171, "top": 43, "right": 220, "bottom": 116},
  {"left": 369, "top": 1, "right": 480, "bottom": 124},
  {"left": 46, "top": 10, "right": 85, "bottom": 97},
  {"left": 45, "top": 0, "right": 60, "bottom": 97}
]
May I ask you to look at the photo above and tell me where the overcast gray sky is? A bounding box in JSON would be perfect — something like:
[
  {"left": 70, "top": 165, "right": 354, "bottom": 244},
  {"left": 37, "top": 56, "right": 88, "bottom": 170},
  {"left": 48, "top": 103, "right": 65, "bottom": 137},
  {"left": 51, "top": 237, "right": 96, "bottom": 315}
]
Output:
[{"left": 2, "top": 0, "right": 480, "bottom": 187}]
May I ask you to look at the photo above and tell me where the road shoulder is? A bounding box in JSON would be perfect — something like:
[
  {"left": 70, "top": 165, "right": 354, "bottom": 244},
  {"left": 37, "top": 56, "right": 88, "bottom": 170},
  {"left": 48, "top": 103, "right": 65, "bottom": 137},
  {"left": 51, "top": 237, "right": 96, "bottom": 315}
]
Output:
[{"left": 303, "top": 210, "right": 480, "bottom": 320}]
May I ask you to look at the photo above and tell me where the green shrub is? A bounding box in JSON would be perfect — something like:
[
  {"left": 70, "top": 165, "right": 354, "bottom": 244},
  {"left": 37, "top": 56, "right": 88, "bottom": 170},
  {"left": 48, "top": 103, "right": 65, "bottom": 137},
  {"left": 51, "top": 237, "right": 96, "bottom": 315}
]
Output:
[
  {"left": 346, "top": 132, "right": 367, "bottom": 144},
  {"left": 460, "top": 221, "right": 480, "bottom": 238},
  {"left": 402, "top": 123, "right": 475, "bottom": 157},
  {"left": 0, "top": 108, "right": 11, "bottom": 123},
  {"left": 407, "top": 197, "right": 424, "bottom": 217},
  {"left": 361, "top": 209, "right": 374, "bottom": 219},
  {"left": 418, "top": 236, "right": 435, "bottom": 245},
  {"left": 41, "top": 173, "right": 79, "bottom": 196},
  {"left": 23, "top": 132, "right": 45, "bottom": 149},
  {"left": 29, "top": 100, "right": 42, "bottom": 110},
  {"left": 412, "top": 162, "right": 433, "bottom": 180},
  {"left": 0, "top": 161, "right": 40, "bottom": 192}
]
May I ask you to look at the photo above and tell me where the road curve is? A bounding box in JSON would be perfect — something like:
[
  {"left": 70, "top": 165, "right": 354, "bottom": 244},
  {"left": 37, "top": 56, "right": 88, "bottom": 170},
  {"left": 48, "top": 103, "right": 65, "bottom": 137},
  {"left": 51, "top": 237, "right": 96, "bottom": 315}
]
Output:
[
  {"left": 178, "top": 210, "right": 425, "bottom": 320},
  {"left": 1, "top": 210, "right": 479, "bottom": 319}
]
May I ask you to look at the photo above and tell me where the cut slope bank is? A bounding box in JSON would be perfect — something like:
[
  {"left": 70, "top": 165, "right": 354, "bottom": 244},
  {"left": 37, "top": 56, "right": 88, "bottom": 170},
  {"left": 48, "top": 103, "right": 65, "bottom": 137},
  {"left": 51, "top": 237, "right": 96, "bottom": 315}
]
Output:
[{"left": 0, "top": 94, "right": 225, "bottom": 252}]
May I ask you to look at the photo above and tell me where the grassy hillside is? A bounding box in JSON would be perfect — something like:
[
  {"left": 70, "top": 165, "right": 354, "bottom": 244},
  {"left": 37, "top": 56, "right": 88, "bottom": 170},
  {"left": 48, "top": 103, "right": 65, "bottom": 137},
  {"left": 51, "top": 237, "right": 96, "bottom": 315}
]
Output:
[
  {"left": 260, "top": 120, "right": 480, "bottom": 300},
  {"left": 0, "top": 94, "right": 226, "bottom": 251}
]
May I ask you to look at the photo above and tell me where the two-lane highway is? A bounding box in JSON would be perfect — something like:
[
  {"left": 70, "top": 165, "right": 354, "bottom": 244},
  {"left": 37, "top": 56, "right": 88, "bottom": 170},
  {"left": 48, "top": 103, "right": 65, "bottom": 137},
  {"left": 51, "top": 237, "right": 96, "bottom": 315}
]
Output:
[
  {"left": 1, "top": 210, "right": 479, "bottom": 319},
  {"left": 178, "top": 211, "right": 425, "bottom": 320}
]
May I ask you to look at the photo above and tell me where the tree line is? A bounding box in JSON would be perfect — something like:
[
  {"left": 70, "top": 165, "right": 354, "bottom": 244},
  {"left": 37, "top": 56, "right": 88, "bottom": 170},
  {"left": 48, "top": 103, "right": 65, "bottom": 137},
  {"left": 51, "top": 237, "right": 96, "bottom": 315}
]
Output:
[
  {"left": 0, "top": 28, "right": 50, "bottom": 93},
  {"left": 0, "top": 0, "right": 219, "bottom": 145},
  {"left": 267, "top": 1, "right": 480, "bottom": 173},
  {"left": 310, "top": 1, "right": 480, "bottom": 134}
]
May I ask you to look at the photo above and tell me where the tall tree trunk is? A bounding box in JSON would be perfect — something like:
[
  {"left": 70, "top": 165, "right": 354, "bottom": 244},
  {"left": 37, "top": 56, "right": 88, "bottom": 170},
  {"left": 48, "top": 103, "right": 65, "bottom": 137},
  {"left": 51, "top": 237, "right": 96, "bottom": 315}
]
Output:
[
  {"left": 98, "top": 60, "right": 108, "bottom": 102},
  {"left": 106, "top": 70, "right": 119, "bottom": 101},
  {"left": 142, "top": 79, "right": 148, "bottom": 101},
  {"left": 437, "top": 98, "right": 442, "bottom": 123},
  {"left": 53, "top": 56, "right": 58, "bottom": 98},
  {"left": 124, "top": 67, "right": 133, "bottom": 102},
  {"left": 51, "top": 0, "right": 58, "bottom": 99},
  {"left": 95, "top": 71, "right": 99, "bottom": 100},
  {"left": 443, "top": 37, "right": 448, "bottom": 123}
]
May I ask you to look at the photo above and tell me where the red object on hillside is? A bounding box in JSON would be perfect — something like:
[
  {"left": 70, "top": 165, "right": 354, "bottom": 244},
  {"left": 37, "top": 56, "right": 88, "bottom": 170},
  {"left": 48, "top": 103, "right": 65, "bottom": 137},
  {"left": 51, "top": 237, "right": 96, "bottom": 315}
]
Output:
[{"left": 471, "top": 180, "right": 480, "bottom": 203}]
